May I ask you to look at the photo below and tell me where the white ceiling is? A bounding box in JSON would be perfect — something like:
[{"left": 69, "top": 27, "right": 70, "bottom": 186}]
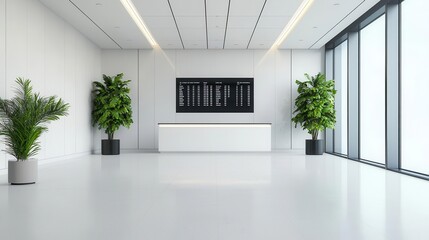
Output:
[{"left": 39, "top": 0, "right": 381, "bottom": 50}]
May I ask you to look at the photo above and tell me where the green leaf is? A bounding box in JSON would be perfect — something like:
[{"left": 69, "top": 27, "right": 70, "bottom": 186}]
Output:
[
  {"left": 291, "top": 73, "right": 336, "bottom": 140},
  {"left": 92, "top": 73, "right": 133, "bottom": 139},
  {"left": 0, "top": 78, "right": 69, "bottom": 160}
]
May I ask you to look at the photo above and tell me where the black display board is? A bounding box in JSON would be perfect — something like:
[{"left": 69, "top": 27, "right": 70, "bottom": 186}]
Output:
[{"left": 176, "top": 78, "right": 254, "bottom": 113}]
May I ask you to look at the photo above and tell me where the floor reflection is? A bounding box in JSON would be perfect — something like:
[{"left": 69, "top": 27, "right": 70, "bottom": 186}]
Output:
[
  {"left": 157, "top": 153, "right": 272, "bottom": 185},
  {"left": 1, "top": 152, "right": 429, "bottom": 240}
]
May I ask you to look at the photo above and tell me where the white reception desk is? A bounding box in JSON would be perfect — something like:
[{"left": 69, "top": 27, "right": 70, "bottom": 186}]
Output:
[{"left": 158, "top": 123, "right": 271, "bottom": 152}]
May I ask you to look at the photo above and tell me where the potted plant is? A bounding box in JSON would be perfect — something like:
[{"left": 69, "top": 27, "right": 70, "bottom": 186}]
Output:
[
  {"left": 0, "top": 78, "right": 69, "bottom": 184},
  {"left": 92, "top": 73, "right": 133, "bottom": 155},
  {"left": 292, "top": 73, "right": 336, "bottom": 155}
]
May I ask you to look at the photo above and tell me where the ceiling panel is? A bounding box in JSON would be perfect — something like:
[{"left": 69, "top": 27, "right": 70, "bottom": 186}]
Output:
[
  {"left": 129, "top": 1, "right": 180, "bottom": 49},
  {"left": 248, "top": 28, "right": 281, "bottom": 49},
  {"left": 229, "top": 0, "right": 266, "bottom": 17},
  {"left": 150, "top": 26, "right": 182, "bottom": 49},
  {"left": 208, "top": 28, "right": 225, "bottom": 42},
  {"left": 308, "top": 0, "right": 381, "bottom": 48},
  {"left": 39, "top": 0, "right": 119, "bottom": 49},
  {"left": 175, "top": 17, "right": 206, "bottom": 29},
  {"left": 40, "top": 0, "right": 384, "bottom": 50},
  {"left": 224, "top": 40, "right": 248, "bottom": 49},
  {"left": 209, "top": 41, "right": 224, "bottom": 49},
  {"left": 226, "top": 28, "right": 253, "bottom": 41},
  {"left": 180, "top": 28, "right": 206, "bottom": 41},
  {"left": 206, "top": 0, "right": 229, "bottom": 16},
  {"left": 262, "top": 0, "right": 302, "bottom": 16},
  {"left": 133, "top": 0, "right": 172, "bottom": 16},
  {"left": 245, "top": 0, "right": 298, "bottom": 49},
  {"left": 133, "top": 3, "right": 182, "bottom": 49},
  {"left": 225, "top": 0, "right": 265, "bottom": 49},
  {"left": 184, "top": 40, "right": 207, "bottom": 49},
  {"left": 143, "top": 17, "right": 177, "bottom": 29},
  {"left": 169, "top": 0, "right": 205, "bottom": 16},
  {"left": 280, "top": 0, "right": 381, "bottom": 49},
  {"left": 250, "top": 28, "right": 282, "bottom": 41},
  {"left": 67, "top": 0, "right": 151, "bottom": 49},
  {"left": 228, "top": 17, "right": 259, "bottom": 28},
  {"left": 247, "top": 42, "right": 272, "bottom": 49},
  {"left": 206, "top": 0, "right": 228, "bottom": 49},
  {"left": 207, "top": 16, "right": 227, "bottom": 29},
  {"left": 109, "top": 24, "right": 150, "bottom": 49},
  {"left": 169, "top": 0, "right": 206, "bottom": 49},
  {"left": 151, "top": 27, "right": 181, "bottom": 41},
  {"left": 157, "top": 40, "right": 183, "bottom": 49},
  {"left": 257, "top": 16, "right": 291, "bottom": 28}
]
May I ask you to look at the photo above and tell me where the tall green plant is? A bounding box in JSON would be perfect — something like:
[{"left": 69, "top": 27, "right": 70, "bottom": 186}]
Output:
[
  {"left": 0, "top": 78, "right": 69, "bottom": 161},
  {"left": 292, "top": 73, "right": 336, "bottom": 140},
  {"left": 92, "top": 73, "right": 133, "bottom": 140}
]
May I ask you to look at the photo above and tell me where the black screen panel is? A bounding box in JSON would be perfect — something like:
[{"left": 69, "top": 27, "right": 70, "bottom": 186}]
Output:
[{"left": 176, "top": 78, "right": 254, "bottom": 113}]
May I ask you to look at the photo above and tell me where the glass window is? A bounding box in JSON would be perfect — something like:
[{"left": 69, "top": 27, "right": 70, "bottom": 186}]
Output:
[
  {"left": 401, "top": 0, "right": 429, "bottom": 174},
  {"left": 360, "top": 15, "right": 386, "bottom": 164},
  {"left": 334, "top": 41, "right": 348, "bottom": 155},
  {"left": 325, "top": 49, "right": 334, "bottom": 153}
]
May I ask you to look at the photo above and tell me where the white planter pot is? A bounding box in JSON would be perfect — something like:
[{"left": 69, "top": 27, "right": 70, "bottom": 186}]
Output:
[{"left": 8, "top": 159, "right": 38, "bottom": 185}]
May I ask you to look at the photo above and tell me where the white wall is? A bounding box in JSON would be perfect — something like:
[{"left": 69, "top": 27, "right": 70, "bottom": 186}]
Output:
[
  {"left": 0, "top": 0, "right": 101, "bottom": 169},
  {"left": 0, "top": 0, "right": 5, "bottom": 168},
  {"left": 97, "top": 49, "right": 324, "bottom": 151}
]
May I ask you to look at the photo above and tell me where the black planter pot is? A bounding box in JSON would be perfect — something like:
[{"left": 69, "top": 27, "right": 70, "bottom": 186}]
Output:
[
  {"left": 102, "top": 139, "right": 120, "bottom": 155},
  {"left": 305, "top": 139, "right": 325, "bottom": 155}
]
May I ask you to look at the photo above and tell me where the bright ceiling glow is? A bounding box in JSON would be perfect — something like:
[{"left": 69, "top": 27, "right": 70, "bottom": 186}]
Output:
[
  {"left": 272, "top": 0, "right": 314, "bottom": 48},
  {"left": 120, "top": 0, "right": 158, "bottom": 47}
]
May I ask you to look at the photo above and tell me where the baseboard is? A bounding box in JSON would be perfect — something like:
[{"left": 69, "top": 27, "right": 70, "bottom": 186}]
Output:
[
  {"left": 0, "top": 151, "right": 91, "bottom": 176},
  {"left": 92, "top": 148, "right": 304, "bottom": 154},
  {"left": 272, "top": 149, "right": 304, "bottom": 152},
  {"left": 92, "top": 149, "right": 159, "bottom": 154}
]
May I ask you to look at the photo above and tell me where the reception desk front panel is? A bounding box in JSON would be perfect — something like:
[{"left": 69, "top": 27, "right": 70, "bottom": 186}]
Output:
[{"left": 158, "top": 123, "right": 271, "bottom": 152}]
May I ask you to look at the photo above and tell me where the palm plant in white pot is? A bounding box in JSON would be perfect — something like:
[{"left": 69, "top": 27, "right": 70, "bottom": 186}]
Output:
[{"left": 0, "top": 78, "right": 69, "bottom": 184}]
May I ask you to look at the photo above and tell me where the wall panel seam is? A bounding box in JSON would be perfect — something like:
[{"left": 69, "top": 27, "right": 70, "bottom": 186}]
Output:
[
  {"left": 253, "top": 50, "right": 255, "bottom": 123},
  {"left": 174, "top": 50, "right": 177, "bottom": 123},
  {"left": 153, "top": 50, "right": 156, "bottom": 148},
  {"left": 137, "top": 50, "right": 140, "bottom": 149},
  {"left": 274, "top": 50, "right": 277, "bottom": 149},
  {"left": 64, "top": 19, "right": 66, "bottom": 156},
  {"left": 290, "top": 50, "right": 293, "bottom": 149},
  {"left": 2, "top": 0, "right": 6, "bottom": 167}
]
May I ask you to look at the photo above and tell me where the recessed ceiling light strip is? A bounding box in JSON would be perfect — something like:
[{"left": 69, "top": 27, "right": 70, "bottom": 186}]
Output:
[
  {"left": 272, "top": 0, "right": 314, "bottom": 48},
  {"left": 120, "top": 0, "right": 158, "bottom": 47},
  {"left": 247, "top": 0, "right": 267, "bottom": 49},
  {"left": 69, "top": 0, "right": 122, "bottom": 49},
  {"left": 167, "top": 0, "right": 185, "bottom": 49},
  {"left": 223, "top": 0, "right": 232, "bottom": 49}
]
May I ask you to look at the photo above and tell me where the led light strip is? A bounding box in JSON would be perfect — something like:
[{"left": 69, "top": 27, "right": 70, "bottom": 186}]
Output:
[
  {"left": 159, "top": 124, "right": 271, "bottom": 128},
  {"left": 272, "top": 0, "right": 314, "bottom": 48},
  {"left": 120, "top": 0, "right": 158, "bottom": 47}
]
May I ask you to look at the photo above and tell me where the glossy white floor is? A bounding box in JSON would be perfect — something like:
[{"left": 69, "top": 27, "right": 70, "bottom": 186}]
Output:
[{"left": 1, "top": 152, "right": 429, "bottom": 240}]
